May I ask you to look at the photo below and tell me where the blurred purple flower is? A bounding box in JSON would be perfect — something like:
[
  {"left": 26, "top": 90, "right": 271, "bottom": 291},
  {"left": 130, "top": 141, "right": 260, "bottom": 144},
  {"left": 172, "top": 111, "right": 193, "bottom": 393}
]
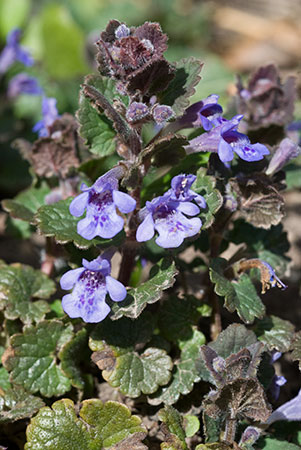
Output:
[
  {"left": 267, "top": 388, "right": 301, "bottom": 424},
  {"left": 60, "top": 252, "right": 126, "bottom": 323},
  {"left": 70, "top": 169, "right": 136, "bottom": 240},
  {"left": 239, "top": 426, "right": 261, "bottom": 446},
  {"left": 167, "top": 174, "right": 206, "bottom": 208},
  {"left": 186, "top": 115, "right": 269, "bottom": 163},
  {"left": 136, "top": 193, "right": 202, "bottom": 248},
  {"left": 7, "top": 73, "right": 42, "bottom": 98},
  {"left": 266, "top": 137, "right": 300, "bottom": 175},
  {"left": 33, "top": 97, "right": 59, "bottom": 137},
  {"left": 0, "top": 28, "right": 33, "bottom": 74}
]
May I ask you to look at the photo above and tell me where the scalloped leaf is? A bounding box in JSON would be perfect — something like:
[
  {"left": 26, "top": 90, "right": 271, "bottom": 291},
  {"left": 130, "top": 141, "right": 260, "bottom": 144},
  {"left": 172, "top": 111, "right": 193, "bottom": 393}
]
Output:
[
  {"left": 0, "top": 263, "right": 55, "bottom": 324},
  {"left": 3, "top": 320, "right": 73, "bottom": 397},
  {"left": 60, "top": 328, "right": 90, "bottom": 390},
  {"left": 77, "top": 74, "right": 127, "bottom": 157},
  {"left": 0, "top": 386, "right": 44, "bottom": 424},
  {"left": 255, "top": 315, "right": 295, "bottom": 352},
  {"left": 35, "top": 198, "right": 125, "bottom": 249},
  {"left": 110, "top": 258, "right": 178, "bottom": 320},
  {"left": 158, "top": 295, "right": 205, "bottom": 343},
  {"left": 291, "top": 331, "right": 301, "bottom": 371},
  {"left": 90, "top": 313, "right": 172, "bottom": 397},
  {"left": 159, "top": 57, "right": 203, "bottom": 116},
  {"left": 2, "top": 182, "right": 50, "bottom": 223},
  {"left": 159, "top": 405, "right": 188, "bottom": 450},
  {"left": 192, "top": 168, "right": 223, "bottom": 228},
  {"left": 149, "top": 329, "right": 205, "bottom": 405},
  {"left": 203, "top": 378, "right": 271, "bottom": 423},
  {"left": 25, "top": 398, "right": 147, "bottom": 450},
  {"left": 210, "top": 258, "right": 265, "bottom": 324}
]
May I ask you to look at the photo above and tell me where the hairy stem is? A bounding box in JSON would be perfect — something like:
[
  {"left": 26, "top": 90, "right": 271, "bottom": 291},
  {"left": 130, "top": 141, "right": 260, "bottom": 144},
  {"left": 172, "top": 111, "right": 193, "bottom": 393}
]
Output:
[{"left": 224, "top": 417, "right": 237, "bottom": 443}]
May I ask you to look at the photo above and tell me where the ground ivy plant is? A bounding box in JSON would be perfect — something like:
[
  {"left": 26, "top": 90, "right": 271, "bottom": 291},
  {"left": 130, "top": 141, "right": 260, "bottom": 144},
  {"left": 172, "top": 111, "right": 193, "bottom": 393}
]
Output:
[{"left": 1, "top": 20, "right": 301, "bottom": 449}]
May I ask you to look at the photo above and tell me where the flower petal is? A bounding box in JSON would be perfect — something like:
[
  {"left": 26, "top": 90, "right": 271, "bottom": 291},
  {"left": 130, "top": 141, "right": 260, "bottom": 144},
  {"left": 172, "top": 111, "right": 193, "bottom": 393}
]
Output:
[
  {"left": 69, "top": 192, "right": 89, "bottom": 217},
  {"left": 95, "top": 206, "right": 124, "bottom": 239},
  {"left": 77, "top": 217, "right": 97, "bottom": 240},
  {"left": 177, "top": 201, "right": 200, "bottom": 216},
  {"left": 218, "top": 138, "right": 234, "bottom": 162},
  {"left": 234, "top": 142, "right": 269, "bottom": 162},
  {"left": 113, "top": 190, "right": 136, "bottom": 213},
  {"left": 60, "top": 268, "right": 85, "bottom": 290},
  {"left": 106, "top": 275, "right": 127, "bottom": 302},
  {"left": 136, "top": 213, "right": 155, "bottom": 242}
]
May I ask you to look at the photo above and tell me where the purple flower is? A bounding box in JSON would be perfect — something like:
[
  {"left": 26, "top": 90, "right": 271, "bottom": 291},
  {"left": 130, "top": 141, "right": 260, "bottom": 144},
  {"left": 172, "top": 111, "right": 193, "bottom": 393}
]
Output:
[
  {"left": 167, "top": 174, "right": 206, "bottom": 208},
  {"left": 60, "top": 253, "right": 126, "bottom": 323},
  {"left": 0, "top": 28, "right": 33, "bottom": 74},
  {"left": 7, "top": 73, "right": 42, "bottom": 98},
  {"left": 186, "top": 115, "right": 270, "bottom": 163},
  {"left": 260, "top": 261, "right": 287, "bottom": 292},
  {"left": 70, "top": 169, "right": 136, "bottom": 240},
  {"left": 152, "top": 104, "right": 174, "bottom": 124},
  {"left": 269, "top": 375, "right": 287, "bottom": 401},
  {"left": 136, "top": 193, "right": 202, "bottom": 248},
  {"left": 126, "top": 102, "right": 149, "bottom": 123},
  {"left": 267, "top": 388, "right": 301, "bottom": 424},
  {"left": 176, "top": 94, "right": 223, "bottom": 131},
  {"left": 266, "top": 138, "right": 300, "bottom": 175},
  {"left": 33, "top": 97, "right": 59, "bottom": 137}
]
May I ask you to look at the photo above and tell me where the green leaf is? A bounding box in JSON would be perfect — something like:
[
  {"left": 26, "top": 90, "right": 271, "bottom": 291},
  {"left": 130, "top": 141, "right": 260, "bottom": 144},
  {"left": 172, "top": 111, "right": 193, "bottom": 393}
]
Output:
[
  {"left": 90, "top": 314, "right": 173, "bottom": 397},
  {"left": 35, "top": 198, "right": 125, "bottom": 249},
  {"left": 291, "top": 331, "right": 301, "bottom": 371},
  {"left": 0, "top": 367, "right": 11, "bottom": 391},
  {"left": 25, "top": 398, "right": 147, "bottom": 450},
  {"left": 257, "top": 437, "right": 300, "bottom": 450},
  {"left": 2, "top": 182, "right": 50, "bottom": 223},
  {"left": 203, "top": 413, "right": 222, "bottom": 443},
  {"left": 3, "top": 320, "right": 73, "bottom": 397},
  {"left": 210, "top": 258, "right": 265, "bottom": 323},
  {"left": 60, "top": 329, "right": 90, "bottom": 390},
  {"left": 110, "top": 258, "right": 178, "bottom": 320},
  {"left": 255, "top": 315, "right": 295, "bottom": 352},
  {"left": 0, "top": 386, "right": 44, "bottom": 424},
  {"left": 192, "top": 168, "right": 223, "bottom": 229},
  {"left": 159, "top": 405, "right": 188, "bottom": 450},
  {"left": 195, "top": 443, "right": 233, "bottom": 449},
  {"left": 139, "top": 134, "right": 187, "bottom": 166},
  {"left": 159, "top": 57, "right": 203, "bottom": 115},
  {"left": 40, "top": 4, "right": 88, "bottom": 79},
  {"left": 184, "top": 415, "right": 200, "bottom": 438},
  {"left": 227, "top": 221, "right": 290, "bottom": 276},
  {"left": 149, "top": 329, "right": 205, "bottom": 405},
  {"left": 158, "top": 295, "right": 205, "bottom": 343},
  {"left": 0, "top": 263, "right": 55, "bottom": 324},
  {"left": 77, "top": 75, "right": 121, "bottom": 157}
]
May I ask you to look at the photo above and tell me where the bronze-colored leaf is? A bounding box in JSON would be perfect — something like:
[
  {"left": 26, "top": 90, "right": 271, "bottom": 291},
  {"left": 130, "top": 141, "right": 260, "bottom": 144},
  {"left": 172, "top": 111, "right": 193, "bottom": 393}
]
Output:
[
  {"left": 230, "top": 173, "right": 285, "bottom": 229},
  {"left": 19, "top": 114, "right": 80, "bottom": 179}
]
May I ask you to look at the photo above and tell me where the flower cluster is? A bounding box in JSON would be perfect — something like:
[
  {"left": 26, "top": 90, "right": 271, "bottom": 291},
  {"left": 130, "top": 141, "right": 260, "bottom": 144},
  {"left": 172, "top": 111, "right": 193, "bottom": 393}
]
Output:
[
  {"left": 69, "top": 169, "right": 136, "bottom": 240},
  {"left": 136, "top": 174, "right": 205, "bottom": 248},
  {"left": 125, "top": 101, "right": 174, "bottom": 126},
  {"left": 60, "top": 253, "right": 126, "bottom": 323}
]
